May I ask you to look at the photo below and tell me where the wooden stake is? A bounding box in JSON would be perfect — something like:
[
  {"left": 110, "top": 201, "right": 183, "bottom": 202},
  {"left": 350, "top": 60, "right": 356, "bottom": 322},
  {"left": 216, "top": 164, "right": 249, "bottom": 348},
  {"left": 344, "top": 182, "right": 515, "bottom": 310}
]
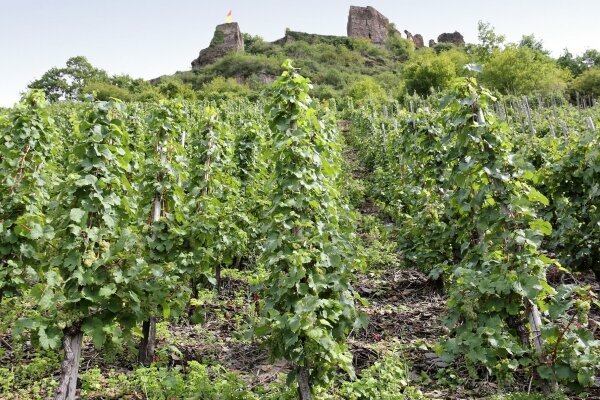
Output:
[
  {"left": 54, "top": 330, "right": 83, "bottom": 400},
  {"left": 522, "top": 96, "right": 536, "bottom": 135},
  {"left": 587, "top": 116, "right": 596, "bottom": 132},
  {"left": 526, "top": 302, "right": 544, "bottom": 354},
  {"left": 140, "top": 131, "right": 168, "bottom": 366},
  {"left": 297, "top": 366, "right": 313, "bottom": 400},
  {"left": 548, "top": 117, "right": 556, "bottom": 137},
  {"left": 138, "top": 317, "right": 157, "bottom": 366}
]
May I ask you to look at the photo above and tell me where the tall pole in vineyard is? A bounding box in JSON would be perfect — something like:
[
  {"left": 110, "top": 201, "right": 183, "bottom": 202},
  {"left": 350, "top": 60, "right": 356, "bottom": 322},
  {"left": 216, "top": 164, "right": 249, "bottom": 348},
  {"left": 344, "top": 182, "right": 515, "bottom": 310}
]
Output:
[
  {"left": 43, "top": 99, "right": 138, "bottom": 400},
  {"left": 259, "top": 60, "right": 361, "bottom": 399},
  {"left": 441, "top": 78, "right": 556, "bottom": 385},
  {"left": 138, "top": 101, "right": 187, "bottom": 366}
]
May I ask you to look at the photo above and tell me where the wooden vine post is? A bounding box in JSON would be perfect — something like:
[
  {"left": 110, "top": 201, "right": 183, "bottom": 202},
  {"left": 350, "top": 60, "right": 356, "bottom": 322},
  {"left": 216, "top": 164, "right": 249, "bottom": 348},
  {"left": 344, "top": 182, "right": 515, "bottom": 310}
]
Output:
[
  {"left": 39, "top": 99, "right": 139, "bottom": 400},
  {"left": 138, "top": 101, "right": 187, "bottom": 366},
  {"left": 54, "top": 329, "right": 84, "bottom": 400},
  {"left": 258, "top": 60, "right": 361, "bottom": 400},
  {"left": 442, "top": 79, "right": 557, "bottom": 384}
]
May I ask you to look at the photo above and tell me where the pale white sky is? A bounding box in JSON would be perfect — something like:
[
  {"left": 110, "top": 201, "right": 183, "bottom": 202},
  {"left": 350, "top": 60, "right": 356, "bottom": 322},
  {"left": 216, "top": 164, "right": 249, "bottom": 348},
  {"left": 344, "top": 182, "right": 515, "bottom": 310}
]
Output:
[{"left": 1, "top": 0, "right": 599, "bottom": 106}]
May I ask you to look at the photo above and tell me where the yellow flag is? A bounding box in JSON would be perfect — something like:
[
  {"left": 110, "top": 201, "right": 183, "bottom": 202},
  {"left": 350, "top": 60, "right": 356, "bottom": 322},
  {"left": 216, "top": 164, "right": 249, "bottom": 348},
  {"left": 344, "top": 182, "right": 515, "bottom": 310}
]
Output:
[{"left": 226, "top": 10, "right": 233, "bottom": 23}]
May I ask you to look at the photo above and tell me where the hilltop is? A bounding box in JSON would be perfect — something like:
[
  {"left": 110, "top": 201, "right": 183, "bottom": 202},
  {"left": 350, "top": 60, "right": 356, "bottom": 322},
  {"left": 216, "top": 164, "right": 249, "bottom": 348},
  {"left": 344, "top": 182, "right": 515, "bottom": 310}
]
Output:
[{"left": 27, "top": 5, "right": 600, "bottom": 104}]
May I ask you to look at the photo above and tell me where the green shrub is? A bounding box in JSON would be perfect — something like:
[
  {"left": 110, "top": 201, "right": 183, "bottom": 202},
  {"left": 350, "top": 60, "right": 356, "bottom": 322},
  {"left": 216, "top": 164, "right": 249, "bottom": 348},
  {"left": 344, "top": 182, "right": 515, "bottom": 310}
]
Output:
[
  {"left": 157, "top": 78, "right": 196, "bottom": 100},
  {"left": 350, "top": 38, "right": 389, "bottom": 60},
  {"left": 339, "top": 354, "right": 424, "bottom": 399},
  {"left": 0, "top": 351, "right": 60, "bottom": 399},
  {"left": 403, "top": 51, "right": 457, "bottom": 96},
  {"left": 488, "top": 392, "right": 568, "bottom": 400},
  {"left": 199, "top": 77, "right": 250, "bottom": 100},
  {"left": 386, "top": 30, "right": 415, "bottom": 61},
  {"left": 210, "top": 53, "right": 282, "bottom": 79},
  {"left": 135, "top": 88, "right": 163, "bottom": 102},
  {"left": 82, "top": 82, "right": 132, "bottom": 101},
  {"left": 347, "top": 76, "right": 389, "bottom": 105},
  {"left": 79, "top": 362, "right": 294, "bottom": 400}
]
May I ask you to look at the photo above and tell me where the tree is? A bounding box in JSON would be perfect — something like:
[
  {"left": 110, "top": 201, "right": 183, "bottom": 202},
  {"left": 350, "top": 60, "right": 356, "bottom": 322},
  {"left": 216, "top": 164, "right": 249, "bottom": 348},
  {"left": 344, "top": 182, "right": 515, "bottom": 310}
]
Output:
[
  {"left": 481, "top": 46, "right": 570, "bottom": 95},
  {"left": 157, "top": 78, "right": 196, "bottom": 100},
  {"left": 474, "top": 21, "right": 505, "bottom": 61},
  {"left": 569, "top": 67, "right": 600, "bottom": 97},
  {"left": 581, "top": 49, "right": 600, "bottom": 68},
  {"left": 29, "top": 56, "right": 108, "bottom": 102},
  {"left": 386, "top": 29, "right": 415, "bottom": 61},
  {"left": 198, "top": 77, "right": 250, "bottom": 101},
  {"left": 519, "top": 34, "right": 549, "bottom": 55},
  {"left": 82, "top": 82, "right": 132, "bottom": 101},
  {"left": 557, "top": 49, "right": 586, "bottom": 76},
  {"left": 557, "top": 48, "right": 600, "bottom": 77},
  {"left": 257, "top": 60, "right": 361, "bottom": 399}
]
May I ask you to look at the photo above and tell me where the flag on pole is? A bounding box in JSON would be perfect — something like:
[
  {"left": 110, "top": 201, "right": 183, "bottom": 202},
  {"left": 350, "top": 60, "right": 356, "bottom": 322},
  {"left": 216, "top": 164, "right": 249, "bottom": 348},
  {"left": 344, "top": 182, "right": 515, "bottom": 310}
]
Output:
[{"left": 226, "top": 10, "right": 233, "bottom": 23}]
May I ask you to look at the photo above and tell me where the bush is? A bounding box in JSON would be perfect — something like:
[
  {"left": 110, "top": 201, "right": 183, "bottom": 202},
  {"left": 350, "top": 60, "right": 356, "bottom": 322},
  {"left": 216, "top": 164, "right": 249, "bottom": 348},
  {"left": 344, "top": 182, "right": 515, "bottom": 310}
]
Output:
[
  {"left": 403, "top": 51, "right": 458, "bottom": 96},
  {"left": 243, "top": 34, "right": 276, "bottom": 55},
  {"left": 135, "top": 89, "right": 163, "bottom": 102},
  {"left": 350, "top": 38, "right": 389, "bottom": 60},
  {"left": 339, "top": 354, "right": 424, "bottom": 399},
  {"left": 375, "top": 71, "right": 406, "bottom": 100},
  {"left": 82, "top": 82, "right": 132, "bottom": 101},
  {"left": 386, "top": 31, "right": 415, "bottom": 61},
  {"left": 79, "top": 362, "right": 294, "bottom": 399},
  {"left": 157, "top": 78, "right": 196, "bottom": 100},
  {"left": 199, "top": 77, "right": 250, "bottom": 100},
  {"left": 210, "top": 53, "right": 282, "bottom": 79},
  {"left": 346, "top": 76, "right": 389, "bottom": 105}
]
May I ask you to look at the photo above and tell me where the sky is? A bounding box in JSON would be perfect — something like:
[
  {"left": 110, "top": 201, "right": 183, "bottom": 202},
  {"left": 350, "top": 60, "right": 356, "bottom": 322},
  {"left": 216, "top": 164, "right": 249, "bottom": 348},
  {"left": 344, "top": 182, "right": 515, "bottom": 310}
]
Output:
[{"left": 1, "top": 0, "right": 599, "bottom": 107}]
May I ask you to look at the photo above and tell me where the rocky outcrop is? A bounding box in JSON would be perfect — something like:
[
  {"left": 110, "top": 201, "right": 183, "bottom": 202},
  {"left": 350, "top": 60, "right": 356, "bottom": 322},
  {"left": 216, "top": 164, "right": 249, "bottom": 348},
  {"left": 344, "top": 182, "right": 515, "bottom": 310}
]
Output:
[
  {"left": 405, "top": 30, "right": 425, "bottom": 49},
  {"left": 347, "top": 6, "right": 391, "bottom": 46},
  {"left": 191, "top": 23, "right": 244, "bottom": 69},
  {"left": 429, "top": 39, "right": 437, "bottom": 47},
  {"left": 413, "top": 34, "right": 425, "bottom": 49},
  {"left": 437, "top": 31, "right": 465, "bottom": 46}
]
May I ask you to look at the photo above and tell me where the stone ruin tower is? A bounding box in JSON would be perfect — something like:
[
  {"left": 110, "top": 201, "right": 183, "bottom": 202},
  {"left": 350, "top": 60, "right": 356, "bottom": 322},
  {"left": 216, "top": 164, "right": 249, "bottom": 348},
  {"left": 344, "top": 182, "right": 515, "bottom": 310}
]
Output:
[
  {"left": 192, "top": 22, "right": 244, "bottom": 69},
  {"left": 347, "top": 6, "right": 391, "bottom": 46}
]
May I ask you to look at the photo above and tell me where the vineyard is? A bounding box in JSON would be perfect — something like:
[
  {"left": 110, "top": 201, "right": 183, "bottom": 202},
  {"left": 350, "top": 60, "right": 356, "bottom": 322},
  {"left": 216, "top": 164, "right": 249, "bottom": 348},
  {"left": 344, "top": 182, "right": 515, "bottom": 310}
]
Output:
[{"left": 1, "top": 61, "right": 600, "bottom": 400}]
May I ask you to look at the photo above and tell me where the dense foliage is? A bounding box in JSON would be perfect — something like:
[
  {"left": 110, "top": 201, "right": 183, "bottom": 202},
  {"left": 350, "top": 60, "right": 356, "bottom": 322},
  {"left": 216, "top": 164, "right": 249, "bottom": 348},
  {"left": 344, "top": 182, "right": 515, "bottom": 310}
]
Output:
[
  {"left": 256, "top": 61, "right": 361, "bottom": 397},
  {"left": 3, "top": 55, "right": 600, "bottom": 399},
  {"left": 347, "top": 78, "right": 600, "bottom": 391}
]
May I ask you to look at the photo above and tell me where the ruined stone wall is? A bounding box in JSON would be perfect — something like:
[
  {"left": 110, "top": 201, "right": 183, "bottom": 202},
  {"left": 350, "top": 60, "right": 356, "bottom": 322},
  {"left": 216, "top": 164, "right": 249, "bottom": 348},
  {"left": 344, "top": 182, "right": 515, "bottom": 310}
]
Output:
[
  {"left": 347, "top": 6, "right": 391, "bottom": 46},
  {"left": 191, "top": 23, "right": 244, "bottom": 69},
  {"left": 190, "top": 7, "right": 468, "bottom": 69}
]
